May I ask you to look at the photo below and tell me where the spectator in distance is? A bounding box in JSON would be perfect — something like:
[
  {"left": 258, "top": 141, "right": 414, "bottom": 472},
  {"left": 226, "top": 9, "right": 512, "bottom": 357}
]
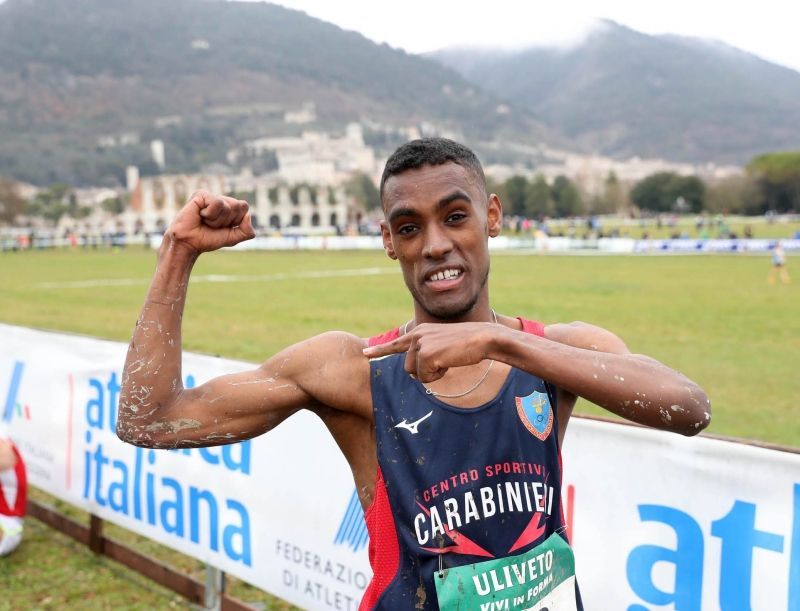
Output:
[{"left": 0, "top": 430, "right": 27, "bottom": 557}]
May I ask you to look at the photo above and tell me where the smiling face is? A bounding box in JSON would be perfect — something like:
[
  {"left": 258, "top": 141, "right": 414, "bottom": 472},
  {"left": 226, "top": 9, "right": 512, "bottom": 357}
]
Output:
[{"left": 381, "top": 162, "right": 503, "bottom": 321}]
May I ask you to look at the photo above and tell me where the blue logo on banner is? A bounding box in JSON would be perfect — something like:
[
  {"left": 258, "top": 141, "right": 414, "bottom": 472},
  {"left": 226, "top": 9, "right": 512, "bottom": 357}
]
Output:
[
  {"left": 3, "top": 361, "right": 25, "bottom": 423},
  {"left": 334, "top": 489, "right": 369, "bottom": 553},
  {"left": 625, "top": 484, "right": 800, "bottom": 610}
]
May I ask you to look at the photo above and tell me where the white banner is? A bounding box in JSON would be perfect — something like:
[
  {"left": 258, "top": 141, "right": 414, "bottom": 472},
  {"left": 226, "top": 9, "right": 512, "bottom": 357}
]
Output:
[
  {"left": 562, "top": 420, "right": 800, "bottom": 611},
  {"left": 1, "top": 323, "right": 798, "bottom": 610},
  {"left": 632, "top": 238, "right": 800, "bottom": 253},
  {"left": 143, "top": 234, "right": 800, "bottom": 254},
  {"left": 0, "top": 324, "right": 371, "bottom": 611}
]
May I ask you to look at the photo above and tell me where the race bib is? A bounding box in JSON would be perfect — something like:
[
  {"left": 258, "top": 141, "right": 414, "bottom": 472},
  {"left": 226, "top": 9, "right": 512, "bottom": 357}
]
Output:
[{"left": 434, "top": 533, "right": 577, "bottom": 611}]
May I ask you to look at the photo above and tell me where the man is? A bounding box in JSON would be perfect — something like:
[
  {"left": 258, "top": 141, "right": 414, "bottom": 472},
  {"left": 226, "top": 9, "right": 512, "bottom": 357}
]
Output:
[
  {"left": 118, "top": 139, "right": 710, "bottom": 610},
  {"left": 0, "top": 430, "right": 27, "bottom": 557}
]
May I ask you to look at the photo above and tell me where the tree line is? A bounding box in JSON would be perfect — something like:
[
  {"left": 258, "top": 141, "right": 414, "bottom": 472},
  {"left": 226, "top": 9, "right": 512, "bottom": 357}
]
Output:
[
  {"left": 486, "top": 152, "right": 800, "bottom": 219},
  {"left": 488, "top": 173, "right": 623, "bottom": 219},
  {"left": 630, "top": 152, "right": 799, "bottom": 215}
]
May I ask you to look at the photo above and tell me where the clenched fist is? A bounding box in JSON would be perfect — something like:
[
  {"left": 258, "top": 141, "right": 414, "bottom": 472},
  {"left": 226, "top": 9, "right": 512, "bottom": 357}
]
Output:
[{"left": 163, "top": 190, "right": 256, "bottom": 256}]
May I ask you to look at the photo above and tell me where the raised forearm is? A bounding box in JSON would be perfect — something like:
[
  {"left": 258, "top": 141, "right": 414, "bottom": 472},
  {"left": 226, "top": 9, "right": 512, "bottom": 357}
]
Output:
[
  {"left": 117, "top": 238, "right": 198, "bottom": 440},
  {"left": 492, "top": 329, "right": 711, "bottom": 435}
]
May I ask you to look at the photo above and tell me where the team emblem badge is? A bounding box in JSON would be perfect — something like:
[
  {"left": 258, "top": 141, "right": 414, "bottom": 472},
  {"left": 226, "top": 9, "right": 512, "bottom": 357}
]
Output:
[{"left": 516, "top": 391, "right": 553, "bottom": 441}]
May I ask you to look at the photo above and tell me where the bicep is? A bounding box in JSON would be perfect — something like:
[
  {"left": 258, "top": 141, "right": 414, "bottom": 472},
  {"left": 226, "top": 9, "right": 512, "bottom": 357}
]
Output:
[
  {"left": 544, "top": 321, "right": 631, "bottom": 355},
  {"left": 119, "top": 332, "right": 369, "bottom": 449},
  {"left": 119, "top": 363, "right": 311, "bottom": 449},
  {"left": 174, "top": 365, "right": 313, "bottom": 446}
]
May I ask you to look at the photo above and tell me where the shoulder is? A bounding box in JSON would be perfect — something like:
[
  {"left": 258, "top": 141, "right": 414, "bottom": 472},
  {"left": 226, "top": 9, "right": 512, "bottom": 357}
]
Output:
[
  {"left": 260, "top": 331, "right": 371, "bottom": 414},
  {"left": 543, "top": 321, "right": 630, "bottom": 355},
  {"left": 302, "top": 331, "right": 369, "bottom": 355},
  {"left": 262, "top": 331, "right": 368, "bottom": 373}
]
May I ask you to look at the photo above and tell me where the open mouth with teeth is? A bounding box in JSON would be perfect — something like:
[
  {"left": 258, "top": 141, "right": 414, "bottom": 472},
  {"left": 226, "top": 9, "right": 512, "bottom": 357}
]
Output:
[{"left": 425, "top": 268, "right": 464, "bottom": 289}]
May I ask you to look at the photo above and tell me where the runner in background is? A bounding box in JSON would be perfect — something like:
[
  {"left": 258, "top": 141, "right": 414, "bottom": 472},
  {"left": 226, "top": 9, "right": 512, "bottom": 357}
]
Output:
[
  {"left": 0, "top": 430, "right": 27, "bottom": 557},
  {"left": 768, "top": 240, "right": 791, "bottom": 284}
]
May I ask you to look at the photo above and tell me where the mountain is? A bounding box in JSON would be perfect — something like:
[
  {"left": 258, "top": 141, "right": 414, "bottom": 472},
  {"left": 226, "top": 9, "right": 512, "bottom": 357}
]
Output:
[
  {"left": 0, "top": 0, "right": 553, "bottom": 186},
  {"left": 429, "top": 21, "right": 800, "bottom": 165}
]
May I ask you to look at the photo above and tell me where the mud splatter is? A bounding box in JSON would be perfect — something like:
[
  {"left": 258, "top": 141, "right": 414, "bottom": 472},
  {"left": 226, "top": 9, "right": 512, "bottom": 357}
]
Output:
[{"left": 142, "top": 418, "right": 201, "bottom": 434}]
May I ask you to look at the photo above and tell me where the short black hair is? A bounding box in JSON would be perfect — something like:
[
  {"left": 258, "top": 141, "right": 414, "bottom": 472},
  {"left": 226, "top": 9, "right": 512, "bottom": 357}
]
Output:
[{"left": 379, "top": 138, "right": 486, "bottom": 204}]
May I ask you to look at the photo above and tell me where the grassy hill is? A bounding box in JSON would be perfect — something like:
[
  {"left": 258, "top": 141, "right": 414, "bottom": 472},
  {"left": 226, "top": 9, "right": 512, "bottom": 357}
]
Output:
[
  {"left": 430, "top": 21, "right": 800, "bottom": 165},
  {"left": 0, "top": 0, "right": 551, "bottom": 186}
]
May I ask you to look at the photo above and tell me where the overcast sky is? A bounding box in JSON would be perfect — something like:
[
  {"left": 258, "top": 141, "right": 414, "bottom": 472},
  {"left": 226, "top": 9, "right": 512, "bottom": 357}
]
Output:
[{"left": 239, "top": 0, "right": 800, "bottom": 72}]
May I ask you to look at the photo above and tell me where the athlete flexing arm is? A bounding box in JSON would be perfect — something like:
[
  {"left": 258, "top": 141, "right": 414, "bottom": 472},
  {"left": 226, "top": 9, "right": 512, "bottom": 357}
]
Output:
[
  {"left": 119, "top": 140, "right": 708, "bottom": 611},
  {"left": 119, "top": 145, "right": 710, "bottom": 511},
  {"left": 116, "top": 190, "right": 378, "bottom": 505}
]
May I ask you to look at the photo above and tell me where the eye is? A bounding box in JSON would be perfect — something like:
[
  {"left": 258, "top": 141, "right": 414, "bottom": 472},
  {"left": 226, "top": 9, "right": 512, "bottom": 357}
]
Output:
[
  {"left": 397, "top": 224, "right": 419, "bottom": 235},
  {"left": 447, "top": 212, "right": 467, "bottom": 223}
]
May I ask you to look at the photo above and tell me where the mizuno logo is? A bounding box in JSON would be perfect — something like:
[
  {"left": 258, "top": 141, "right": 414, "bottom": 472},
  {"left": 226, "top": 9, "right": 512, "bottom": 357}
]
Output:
[{"left": 394, "top": 410, "right": 433, "bottom": 434}]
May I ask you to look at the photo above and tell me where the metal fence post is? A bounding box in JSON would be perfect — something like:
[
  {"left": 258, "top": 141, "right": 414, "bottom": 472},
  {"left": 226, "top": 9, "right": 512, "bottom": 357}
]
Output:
[
  {"left": 204, "top": 565, "right": 225, "bottom": 611},
  {"left": 89, "top": 514, "right": 104, "bottom": 554}
]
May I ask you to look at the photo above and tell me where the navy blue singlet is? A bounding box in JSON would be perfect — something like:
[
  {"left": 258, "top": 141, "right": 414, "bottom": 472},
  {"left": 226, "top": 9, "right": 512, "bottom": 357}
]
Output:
[{"left": 360, "top": 319, "right": 584, "bottom": 611}]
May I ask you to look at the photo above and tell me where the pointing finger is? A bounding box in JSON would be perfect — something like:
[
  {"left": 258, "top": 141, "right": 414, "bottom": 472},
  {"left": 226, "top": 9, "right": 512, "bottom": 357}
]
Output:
[{"left": 362, "top": 334, "right": 412, "bottom": 358}]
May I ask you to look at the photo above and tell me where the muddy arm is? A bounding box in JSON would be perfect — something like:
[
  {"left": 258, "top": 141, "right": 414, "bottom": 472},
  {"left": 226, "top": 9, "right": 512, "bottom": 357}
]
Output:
[{"left": 117, "top": 192, "right": 370, "bottom": 448}]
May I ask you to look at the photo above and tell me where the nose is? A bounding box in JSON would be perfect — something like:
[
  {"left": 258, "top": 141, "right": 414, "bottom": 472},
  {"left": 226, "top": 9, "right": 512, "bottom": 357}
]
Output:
[{"left": 424, "top": 224, "right": 454, "bottom": 260}]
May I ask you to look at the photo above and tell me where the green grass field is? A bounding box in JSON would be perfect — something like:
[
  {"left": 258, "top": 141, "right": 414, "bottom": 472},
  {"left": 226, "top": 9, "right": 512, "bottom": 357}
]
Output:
[{"left": 1, "top": 246, "right": 798, "bottom": 609}]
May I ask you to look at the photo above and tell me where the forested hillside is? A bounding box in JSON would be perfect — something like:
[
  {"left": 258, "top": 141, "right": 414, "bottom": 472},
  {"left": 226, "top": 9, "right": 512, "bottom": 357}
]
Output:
[
  {"left": 0, "top": 0, "right": 549, "bottom": 186},
  {"left": 430, "top": 21, "right": 800, "bottom": 164}
]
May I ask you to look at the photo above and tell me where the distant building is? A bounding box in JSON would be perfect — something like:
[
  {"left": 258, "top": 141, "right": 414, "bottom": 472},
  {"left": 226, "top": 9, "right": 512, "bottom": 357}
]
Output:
[
  {"left": 154, "top": 115, "right": 182, "bottom": 128},
  {"left": 126, "top": 166, "right": 140, "bottom": 192},
  {"left": 151, "top": 140, "right": 166, "bottom": 171},
  {"left": 96, "top": 132, "right": 140, "bottom": 148},
  {"left": 242, "top": 123, "right": 377, "bottom": 186},
  {"left": 127, "top": 174, "right": 226, "bottom": 233},
  {"left": 55, "top": 186, "right": 125, "bottom": 234},
  {"left": 284, "top": 101, "right": 317, "bottom": 124},
  {"left": 116, "top": 173, "right": 354, "bottom": 234},
  {"left": 227, "top": 174, "right": 352, "bottom": 233}
]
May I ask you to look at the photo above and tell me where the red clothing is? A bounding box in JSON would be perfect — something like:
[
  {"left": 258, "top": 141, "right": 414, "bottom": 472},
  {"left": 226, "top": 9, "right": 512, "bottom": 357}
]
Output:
[
  {"left": 0, "top": 435, "right": 27, "bottom": 520},
  {"left": 367, "top": 317, "right": 545, "bottom": 348}
]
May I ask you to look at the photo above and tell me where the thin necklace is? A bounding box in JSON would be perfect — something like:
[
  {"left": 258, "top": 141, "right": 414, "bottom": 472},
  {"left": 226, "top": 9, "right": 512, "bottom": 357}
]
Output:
[{"left": 403, "top": 309, "right": 499, "bottom": 399}]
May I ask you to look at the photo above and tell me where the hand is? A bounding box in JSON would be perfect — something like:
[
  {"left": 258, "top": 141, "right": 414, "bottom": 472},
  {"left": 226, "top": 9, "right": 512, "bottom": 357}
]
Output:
[
  {"left": 163, "top": 190, "right": 256, "bottom": 255},
  {"left": 363, "top": 323, "right": 496, "bottom": 383}
]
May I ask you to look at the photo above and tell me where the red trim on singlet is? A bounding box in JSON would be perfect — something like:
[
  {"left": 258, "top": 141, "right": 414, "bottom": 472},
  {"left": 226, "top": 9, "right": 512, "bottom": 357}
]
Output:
[
  {"left": 0, "top": 440, "right": 27, "bottom": 519},
  {"left": 558, "top": 452, "right": 569, "bottom": 544},
  {"left": 359, "top": 466, "right": 401, "bottom": 611},
  {"left": 517, "top": 317, "right": 546, "bottom": 338},
  {"left": 368, "top": 319, "right": 544, "bottom": 347},
  {"left": 368, "top": 327, "right": 400, "bottom": 348}
]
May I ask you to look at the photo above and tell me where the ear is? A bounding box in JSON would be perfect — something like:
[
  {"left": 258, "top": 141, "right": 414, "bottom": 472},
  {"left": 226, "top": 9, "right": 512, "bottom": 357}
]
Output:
[
  {"left": 487, "top": 194, "right": 503, "bottom": 238},
  {"left": 380, "top": 220, "right": 397, "bottom": 260}
]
